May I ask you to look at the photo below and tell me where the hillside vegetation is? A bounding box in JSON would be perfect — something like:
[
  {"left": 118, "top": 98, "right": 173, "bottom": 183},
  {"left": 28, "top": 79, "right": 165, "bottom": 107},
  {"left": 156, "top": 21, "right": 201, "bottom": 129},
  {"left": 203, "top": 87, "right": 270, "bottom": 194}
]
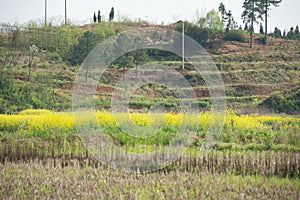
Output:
[
  {"left": 0, "top": 22, "right": 299, "bottom": 114},
  {"left": 1, "top": 20, "right": 300, "bottom": 199}
]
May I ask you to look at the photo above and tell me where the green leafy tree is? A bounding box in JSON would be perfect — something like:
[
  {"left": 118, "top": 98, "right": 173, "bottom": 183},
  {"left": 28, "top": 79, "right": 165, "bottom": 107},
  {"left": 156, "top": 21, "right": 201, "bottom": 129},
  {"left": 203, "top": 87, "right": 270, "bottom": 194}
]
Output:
[
  {"left": 175, "top": 21, "right": 208, "bottom": 44},
  {"left": 69, "top": 31, "right": 103, "bottom": 82},
  {"left": 259, "top": 0, "right": 282, "bottom": 37},
  {"left": 198, "top": 17, "right": 207, "bottom": 29},
  {"left": 112, "top": 34, "right": 149, "bottom": 82},
  {"left": 225, "top": 29, "right": 247, "bottom": 42},
  {"left": 242, "top": 0, "right": 263, "bottom": 47},
  {"left": 69, "top": 31, "right": 100, "bottom": 65},
  {"left": 97, "top": 10, "right": 101, "bottom": 23},
  {"left": 112, "top": 33, "right": 135, "bottom": 80},
  {"left": 204, "top": 9, "right": 224, "bottom": 41},
  {"left": 109, "top": 7, "right": 115, "bottom": 22}
]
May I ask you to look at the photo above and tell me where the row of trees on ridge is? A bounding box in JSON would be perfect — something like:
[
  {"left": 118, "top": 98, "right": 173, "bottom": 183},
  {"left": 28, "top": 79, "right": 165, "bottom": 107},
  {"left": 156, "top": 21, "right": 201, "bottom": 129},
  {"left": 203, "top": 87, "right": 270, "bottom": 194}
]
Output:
[{"left": 93, "top": 7, "right": 114, "bottom": 23}]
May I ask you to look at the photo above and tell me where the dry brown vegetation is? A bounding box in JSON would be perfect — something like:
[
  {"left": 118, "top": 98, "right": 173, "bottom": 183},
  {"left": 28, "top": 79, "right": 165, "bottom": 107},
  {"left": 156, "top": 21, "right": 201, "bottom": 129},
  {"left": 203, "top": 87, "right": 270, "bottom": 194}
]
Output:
[
  {"left": 0, "top": 162, "right": 299, "bottom": 199},
  {"left": 1, "top": 139, "right": 299, "bottom": 177}
]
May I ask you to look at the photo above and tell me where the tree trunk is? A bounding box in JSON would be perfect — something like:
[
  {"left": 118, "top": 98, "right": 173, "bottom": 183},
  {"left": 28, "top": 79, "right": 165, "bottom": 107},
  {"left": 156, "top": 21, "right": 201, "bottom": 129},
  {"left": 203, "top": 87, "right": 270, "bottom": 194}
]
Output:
[
  {"left": 250, "top": 18, "right": 254, "bottom": 48},
  {"left": 264, "top": 0, "right": 268, "bottom": 39},
  {"left": 28, "top": 64, "right": 31, "bottom": 81},
  {"left": 265, "top": 11, "right": 268, "bottom": 37},
  {"left": 28, "top": 56, "right": 33, "bottom": 82}
]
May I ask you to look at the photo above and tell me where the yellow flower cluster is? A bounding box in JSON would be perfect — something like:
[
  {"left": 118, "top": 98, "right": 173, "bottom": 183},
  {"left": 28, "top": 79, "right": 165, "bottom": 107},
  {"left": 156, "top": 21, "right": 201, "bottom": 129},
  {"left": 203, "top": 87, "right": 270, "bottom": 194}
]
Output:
[
  {"left": 255, "top": 115, "right": 300, "bottom": 131},
  {"left": 0, "top": 111, "right": 74, "bottom": 134},
  {"left": 0, "top": 110, "right": 299, "bottom": 135},
  {"left": 225, "top": 114, "right": 268, "bottom": 130}
]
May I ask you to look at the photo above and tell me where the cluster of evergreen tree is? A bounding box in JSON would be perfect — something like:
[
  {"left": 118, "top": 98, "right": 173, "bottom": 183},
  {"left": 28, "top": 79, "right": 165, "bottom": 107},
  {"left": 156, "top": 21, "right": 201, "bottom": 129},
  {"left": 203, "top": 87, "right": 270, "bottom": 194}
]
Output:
[
  {"left": 93, "top": 10, "right": 101, "bottom": 23},
  {"left": 269, "top": 25, "right": 300, "bottom": 40},
  {"left": 241, "top": 0, "right": 282, "bottom": 47},
  {"left": 218, "top": 3, "right": 238, "bottom": 32},
  {"left": 216, "top": 0, "right": 284, "bottom": 47},
  {"left": 93, "top": 7, "right": 114, "bottom": 23}
]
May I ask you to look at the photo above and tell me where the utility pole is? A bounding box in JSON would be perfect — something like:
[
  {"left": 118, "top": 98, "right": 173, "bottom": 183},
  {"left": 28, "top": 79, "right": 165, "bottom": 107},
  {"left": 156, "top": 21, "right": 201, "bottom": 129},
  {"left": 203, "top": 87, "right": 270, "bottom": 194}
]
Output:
[
  {"left": 45, "top": 0, "right": 47, "bottom": 26},
  {"left": 182, "top": 21, "right": 185, "bottom": 70},
  {"left": 65, "top": 0, "right": 67, "bottom": 25},
  {"left": 173, "top": 20, "right": 185, "bottom": 69}
]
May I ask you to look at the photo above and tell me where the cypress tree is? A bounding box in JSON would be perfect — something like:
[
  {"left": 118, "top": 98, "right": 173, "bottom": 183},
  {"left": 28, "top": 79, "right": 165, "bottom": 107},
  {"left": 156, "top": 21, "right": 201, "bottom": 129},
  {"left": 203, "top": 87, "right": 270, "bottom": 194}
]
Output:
[
  {"left": 259, "top": 23, "right": 264, "bottom": 34},
  {"left": 109, "top": 7, "right": 114, "bottom": 22},
  {"left": 93, "top": 12, "right": 97, "bottom": 23},
  {"left": 97, "top": 10, "right": 101, "bottom": 23}
]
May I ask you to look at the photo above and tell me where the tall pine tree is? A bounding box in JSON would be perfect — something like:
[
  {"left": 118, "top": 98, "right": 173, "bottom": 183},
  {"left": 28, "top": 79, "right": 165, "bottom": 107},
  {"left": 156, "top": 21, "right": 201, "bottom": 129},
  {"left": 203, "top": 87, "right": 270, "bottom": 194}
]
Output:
[
  {"left": 242, "top": 0, "right": 263, "bottom": 47},
  {"left": 259, "top": 0, "right": 282, "bottom": 37},
  {"left": 218, "top": 3, "right": 237, "bottom": 32},
  {"left": 218, "top": 2, "right": 227, "bottom": 24}
]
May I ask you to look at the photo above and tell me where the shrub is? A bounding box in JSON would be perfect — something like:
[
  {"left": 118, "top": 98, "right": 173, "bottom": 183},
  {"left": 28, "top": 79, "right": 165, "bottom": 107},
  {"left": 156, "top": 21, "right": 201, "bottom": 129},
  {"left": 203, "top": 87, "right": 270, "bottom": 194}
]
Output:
[
  {"left": 18, "top": 109, "right": 51, "bottom": 115},
  {"left": 262, "top": 92, "right": 285, "bottom": 112},
  {"left": 174, "top": 22, "right": 209, "bottom": 44},
  {"left": 191, "top": 101, "right": 209, "bottom": 109},
  {"left": 257, "top": 37, "right": 267, "bottom": 45},
  {"left": 67, "top": 31, "right": 102, "bottom": 65},
  {"left": 261, "top": 89, "right": 300, "bottom": 113},
  {"left": 224, "top": 29, "right": 246, "bottom": 42}
]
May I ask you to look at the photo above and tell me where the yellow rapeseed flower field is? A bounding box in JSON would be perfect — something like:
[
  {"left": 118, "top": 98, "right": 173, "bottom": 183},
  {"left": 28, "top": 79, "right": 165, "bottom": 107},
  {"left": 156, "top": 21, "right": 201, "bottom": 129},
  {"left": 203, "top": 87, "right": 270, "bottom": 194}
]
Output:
[{"left": 0, "top": 109, "right": 299, "bottom": 137}]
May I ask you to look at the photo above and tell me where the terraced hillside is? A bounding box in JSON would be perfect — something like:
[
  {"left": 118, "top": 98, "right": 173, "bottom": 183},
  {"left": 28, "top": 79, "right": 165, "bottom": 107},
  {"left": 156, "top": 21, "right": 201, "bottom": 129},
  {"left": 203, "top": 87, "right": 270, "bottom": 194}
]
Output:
[
  {"left": 91, "top": 34, "right": 300, "bottom": 114},
  {"left": 0, "top": 23, "right": 299, "bottom": 114}
]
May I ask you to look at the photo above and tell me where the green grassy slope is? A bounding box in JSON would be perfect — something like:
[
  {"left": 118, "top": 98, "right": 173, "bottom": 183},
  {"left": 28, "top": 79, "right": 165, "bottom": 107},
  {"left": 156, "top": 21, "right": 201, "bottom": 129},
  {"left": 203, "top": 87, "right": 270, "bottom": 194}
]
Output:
[{"left": 0, "top": 22, "right": 299, "bottom": 114}]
